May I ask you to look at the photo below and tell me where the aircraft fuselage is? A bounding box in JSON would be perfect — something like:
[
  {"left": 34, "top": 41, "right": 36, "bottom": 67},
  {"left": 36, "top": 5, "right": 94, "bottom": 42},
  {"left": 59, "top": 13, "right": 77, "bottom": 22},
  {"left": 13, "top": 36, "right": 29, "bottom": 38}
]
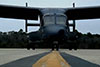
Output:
[{"left": 28, "top": 9, "right": 77, "bottom": 50}]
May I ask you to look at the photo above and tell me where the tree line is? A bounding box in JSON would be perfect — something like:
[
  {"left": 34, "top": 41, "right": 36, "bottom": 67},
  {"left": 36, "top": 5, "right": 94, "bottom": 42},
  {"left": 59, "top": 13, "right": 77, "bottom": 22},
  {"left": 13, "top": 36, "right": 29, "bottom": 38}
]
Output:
[
  {"left": 0, "top": 29, "right": 28, "bottom": 48},
  {"left": 0, "top": 29, "right": 100, "bottom": 49},
  {"left": 76, "top": 32, "right": 100, "bottom": 49}
]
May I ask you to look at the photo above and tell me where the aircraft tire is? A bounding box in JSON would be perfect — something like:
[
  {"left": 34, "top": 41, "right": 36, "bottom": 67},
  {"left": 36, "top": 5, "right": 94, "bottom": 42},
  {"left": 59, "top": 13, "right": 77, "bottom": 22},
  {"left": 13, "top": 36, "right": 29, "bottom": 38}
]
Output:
[
  {"left": 52, "top": 47, "right": 54, "bottom": 51},
  {"left": 56, "top": 48, "right": 59, "bottom": 51},
  {"left": 51, "top": 43, "right": 54, "bottom": 51},
  {"left": 74, "top": 48, "right": 77, "bottom": 50},
  {"left": 56, "top": 44, "right": 59, "bottom": 51},
  {"left": 27, "top": 44, "right": 30, "bottom": 50},
  {"left": 27, "top": 47, "right": 30, "bottom": 50},
  {"left": 69, "top": 48, "right": 72, "bottom": 50},
  {"left": 32, "top": 48, "right": 35, "bottom": 50},
  {"left": 74, "top": 45, "right": 77, "bottom": 50}
]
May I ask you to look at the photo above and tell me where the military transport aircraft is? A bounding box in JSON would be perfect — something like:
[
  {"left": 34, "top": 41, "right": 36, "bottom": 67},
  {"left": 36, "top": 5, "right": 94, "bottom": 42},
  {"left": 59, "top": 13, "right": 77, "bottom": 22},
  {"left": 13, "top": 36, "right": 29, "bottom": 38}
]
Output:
[{"left": 0, "top": 4, "right": 100, "bottom": 50}]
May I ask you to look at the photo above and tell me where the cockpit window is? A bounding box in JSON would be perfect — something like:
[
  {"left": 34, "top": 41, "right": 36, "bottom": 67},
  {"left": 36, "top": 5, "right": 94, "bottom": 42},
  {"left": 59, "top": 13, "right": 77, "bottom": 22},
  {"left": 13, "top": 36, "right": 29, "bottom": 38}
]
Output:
[
  {"left": 44, "top": 15, "right": 54, "bottom": 25},
  {"left": 43, "top": 14, "right": 66, "bottom": 26},
  {"left": 56, "top": 15, "right": 66, "bottom": 25}
]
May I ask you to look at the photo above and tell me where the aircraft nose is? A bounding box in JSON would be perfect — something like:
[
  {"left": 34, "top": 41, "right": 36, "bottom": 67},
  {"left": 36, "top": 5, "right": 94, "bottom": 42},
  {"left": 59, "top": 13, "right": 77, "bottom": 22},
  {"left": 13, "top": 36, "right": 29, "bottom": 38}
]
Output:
[
  {"left": 58, "top": 29, "right": 65, "bottom": 35},
  {"left": 44, "top": 25, "right": 66, "bottom": 38}
]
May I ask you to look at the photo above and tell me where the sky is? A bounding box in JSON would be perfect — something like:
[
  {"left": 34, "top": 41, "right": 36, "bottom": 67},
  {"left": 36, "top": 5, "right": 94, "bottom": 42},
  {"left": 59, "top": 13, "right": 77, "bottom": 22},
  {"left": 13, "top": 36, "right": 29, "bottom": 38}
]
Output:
[{"left": 0, "top": 0, "right": 100, "bottom": 34}]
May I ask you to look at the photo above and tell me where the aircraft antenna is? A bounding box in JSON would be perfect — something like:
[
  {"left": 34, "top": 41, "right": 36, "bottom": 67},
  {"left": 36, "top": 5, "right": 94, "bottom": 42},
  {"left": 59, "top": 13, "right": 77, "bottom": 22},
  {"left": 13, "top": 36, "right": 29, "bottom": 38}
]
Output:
[
  {"left": 73, "top": 3, "right": 76, "bottom": 32},
  {"left": 25, "top": 2, "right": 28, "bottom": 32}
]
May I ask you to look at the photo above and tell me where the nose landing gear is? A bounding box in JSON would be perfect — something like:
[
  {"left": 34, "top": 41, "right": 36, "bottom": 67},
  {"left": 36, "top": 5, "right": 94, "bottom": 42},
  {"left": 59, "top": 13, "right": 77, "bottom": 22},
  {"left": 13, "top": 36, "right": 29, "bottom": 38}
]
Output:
[{"left": 52, "top": 41, "right": 59, "bottom": 51}]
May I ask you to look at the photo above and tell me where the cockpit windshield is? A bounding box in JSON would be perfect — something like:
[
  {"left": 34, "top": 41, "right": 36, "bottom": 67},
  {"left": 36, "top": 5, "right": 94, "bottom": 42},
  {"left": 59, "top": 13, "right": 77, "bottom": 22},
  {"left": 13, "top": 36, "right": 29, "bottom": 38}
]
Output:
[
  {"left": 43, "top": 14, "right": 66, "bottom": 26},
  {"left": 56, "top": 15, "right": 66, "bottom": 25},
  {"left": 43, "top": 15, "right": 54, "bottom": 25}
]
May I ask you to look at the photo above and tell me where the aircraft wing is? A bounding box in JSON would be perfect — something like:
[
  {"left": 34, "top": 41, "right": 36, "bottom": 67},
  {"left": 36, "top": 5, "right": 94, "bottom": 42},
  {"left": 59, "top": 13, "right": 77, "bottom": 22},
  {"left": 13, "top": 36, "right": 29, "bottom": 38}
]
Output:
[
  {"left": 66, "top": 6, "right": 100, "bottom": 20},
  {"left": 0, "top": 5, "right": 41, "bottom": 20}
]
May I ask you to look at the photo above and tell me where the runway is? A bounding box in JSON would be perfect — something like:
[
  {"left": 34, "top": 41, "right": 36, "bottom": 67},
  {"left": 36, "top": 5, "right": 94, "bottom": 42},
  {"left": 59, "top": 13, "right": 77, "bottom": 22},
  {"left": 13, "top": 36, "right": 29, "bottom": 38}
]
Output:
[{"left": 0, "top": 49, "right": 100, "bottom": 67}]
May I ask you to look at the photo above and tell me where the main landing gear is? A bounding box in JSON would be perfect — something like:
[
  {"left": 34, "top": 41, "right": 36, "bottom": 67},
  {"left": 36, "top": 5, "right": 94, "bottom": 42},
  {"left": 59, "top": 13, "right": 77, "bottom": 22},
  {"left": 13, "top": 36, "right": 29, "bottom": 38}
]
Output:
[{"left": 27, "top": 42, "right": 35, "bottom": 50}]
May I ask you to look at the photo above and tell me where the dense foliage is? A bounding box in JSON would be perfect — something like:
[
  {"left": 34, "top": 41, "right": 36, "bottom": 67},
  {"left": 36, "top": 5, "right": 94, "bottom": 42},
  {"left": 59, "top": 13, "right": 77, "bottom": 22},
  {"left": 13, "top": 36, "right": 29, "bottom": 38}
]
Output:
[
  {"left": 0, "top": 29, "right": 100, "bottom": 49},
  {"left": 0, "top": 29, "right": 28, "bottom": 48},
  {"left": 77, "top": 32, "right": 100, "bottom": 49}
]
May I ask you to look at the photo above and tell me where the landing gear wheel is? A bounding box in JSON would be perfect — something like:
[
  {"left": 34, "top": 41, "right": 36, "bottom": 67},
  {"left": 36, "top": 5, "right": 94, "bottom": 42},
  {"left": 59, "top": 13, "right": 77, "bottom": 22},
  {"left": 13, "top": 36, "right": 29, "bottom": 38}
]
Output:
[
  {"left": 56, "top": 44, "right": 59, "bottom": 51},
  {"left": 52, "top": 47, "right": 54, "bottom": 51},
  {"left": 51, "top": 43, "right": 54, "bottom": 51},
  {"left": 74, "top": 43, "right": 78, "bottom": 50},
  {"left": 69, "top": 48, "right": 72, "bottom": 50},
  {"left": 32, "top": 47, "right": 35, "bottom": 50},
  {"left": 69, "top": 45, "right": 72, "bottom": 50},
  {"left": 56, "top": 47, "right": 59, "bottom": 51},
  {"left": 27, "top": 44, "right": 30, "bottom": 50},
  {"left": 74, "top": 47, "right": 77, "bottom": 50},
  {"left": 27, "top": 47, "right": 30, "bottom": 50},
  {"left": 74, "top": 48, "right": 77, "bottom": 50}
]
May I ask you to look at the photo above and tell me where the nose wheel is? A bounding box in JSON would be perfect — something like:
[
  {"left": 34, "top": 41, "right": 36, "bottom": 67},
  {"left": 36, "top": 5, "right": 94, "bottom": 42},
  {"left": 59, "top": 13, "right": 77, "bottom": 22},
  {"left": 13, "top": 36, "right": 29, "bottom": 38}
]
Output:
[{"left": 52, "top": 42, "right": 59, "bottom": 51}]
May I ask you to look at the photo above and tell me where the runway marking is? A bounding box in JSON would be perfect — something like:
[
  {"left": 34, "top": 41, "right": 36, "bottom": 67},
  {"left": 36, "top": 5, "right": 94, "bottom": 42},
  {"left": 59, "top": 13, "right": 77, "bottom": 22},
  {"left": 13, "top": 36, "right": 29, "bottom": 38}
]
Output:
[{"left": 33, "top": 51, "right": 70, "bottom": 67}]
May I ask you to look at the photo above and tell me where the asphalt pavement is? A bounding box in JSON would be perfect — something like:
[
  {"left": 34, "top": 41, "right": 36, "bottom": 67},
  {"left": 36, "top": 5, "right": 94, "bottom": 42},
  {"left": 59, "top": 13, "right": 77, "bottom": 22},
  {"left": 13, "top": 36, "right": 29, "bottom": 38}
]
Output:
[
  {"left": 0, "top": 49, "right": 100, "bottom": 67},
  {"left": 0, "top": 52, "right": 49, "bottom": 67},
  {"left": 61, "top": 52, "right": 100, "bottom": 67}
]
